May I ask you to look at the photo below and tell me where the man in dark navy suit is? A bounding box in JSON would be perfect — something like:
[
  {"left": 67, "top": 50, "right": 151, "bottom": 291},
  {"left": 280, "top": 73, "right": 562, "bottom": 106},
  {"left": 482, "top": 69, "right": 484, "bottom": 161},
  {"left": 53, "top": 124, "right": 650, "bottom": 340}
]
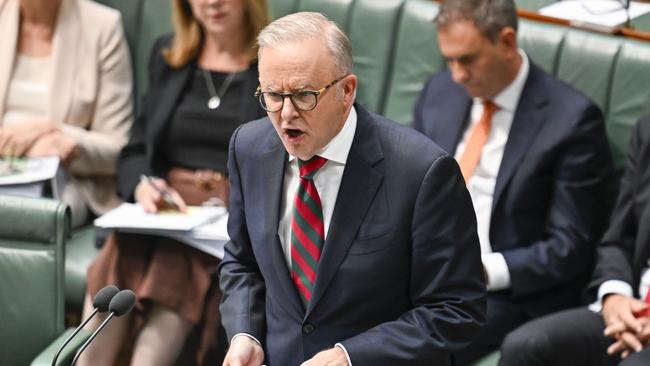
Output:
[
  {"left": 413, "top": 0, "right": 615, "bottom": 363},
  {"left": 219, "top": 11, "right": 486, "bottom": 366},
  {"left": 499, "top": 115, "right": 650, "bottom": 366}
]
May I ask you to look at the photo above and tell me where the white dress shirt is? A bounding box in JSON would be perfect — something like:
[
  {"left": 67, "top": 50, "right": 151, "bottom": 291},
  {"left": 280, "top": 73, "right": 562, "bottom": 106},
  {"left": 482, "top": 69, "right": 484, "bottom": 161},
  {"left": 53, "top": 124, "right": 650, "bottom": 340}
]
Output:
[
  {"left": 233, "top": 107, "right": 358, "bottom": 366},
  {"left": 453, "top": 50, "right": 530, "bottom": 291},
  {"left": 278, "top": 107, "right": 357, "bottom": 267}
]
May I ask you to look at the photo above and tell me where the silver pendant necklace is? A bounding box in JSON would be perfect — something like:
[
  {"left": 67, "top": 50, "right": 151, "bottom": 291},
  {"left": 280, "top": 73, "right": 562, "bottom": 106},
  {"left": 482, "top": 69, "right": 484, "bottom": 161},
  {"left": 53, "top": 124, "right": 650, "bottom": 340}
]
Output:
[{"left": 202, "top": 68, "right": 237, "bottom": 110}]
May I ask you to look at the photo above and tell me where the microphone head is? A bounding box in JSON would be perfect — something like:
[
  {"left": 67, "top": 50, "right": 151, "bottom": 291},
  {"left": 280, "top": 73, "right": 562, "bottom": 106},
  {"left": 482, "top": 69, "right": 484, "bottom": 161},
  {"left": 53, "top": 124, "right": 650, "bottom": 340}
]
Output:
[
  {"left": 108, "top": 289, "right": 136, "bottom": 317},
  {"left": 92, "top": 285, "right": 120, "bottom": 312}
]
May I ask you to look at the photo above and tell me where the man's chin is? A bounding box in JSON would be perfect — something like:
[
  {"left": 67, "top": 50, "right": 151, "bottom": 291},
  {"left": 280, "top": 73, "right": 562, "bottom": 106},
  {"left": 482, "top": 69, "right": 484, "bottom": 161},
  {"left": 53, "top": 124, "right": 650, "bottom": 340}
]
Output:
[{"left": 283, "top": 144, "right": 316, "bottom": 161}]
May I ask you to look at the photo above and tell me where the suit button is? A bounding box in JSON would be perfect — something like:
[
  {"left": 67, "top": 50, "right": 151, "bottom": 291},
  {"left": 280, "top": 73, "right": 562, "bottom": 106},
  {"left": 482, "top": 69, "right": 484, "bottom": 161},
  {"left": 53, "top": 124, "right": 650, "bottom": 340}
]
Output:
[{"left": 303, "top": 323, "right": 314, "bottom": 334}]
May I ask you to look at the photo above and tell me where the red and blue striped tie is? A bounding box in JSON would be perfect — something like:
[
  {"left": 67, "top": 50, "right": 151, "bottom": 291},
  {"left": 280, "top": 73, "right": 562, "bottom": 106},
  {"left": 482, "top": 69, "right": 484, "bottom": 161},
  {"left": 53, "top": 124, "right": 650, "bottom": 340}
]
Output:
[{"left": 291, "top": 155, "right": 328, "bottom": 307}]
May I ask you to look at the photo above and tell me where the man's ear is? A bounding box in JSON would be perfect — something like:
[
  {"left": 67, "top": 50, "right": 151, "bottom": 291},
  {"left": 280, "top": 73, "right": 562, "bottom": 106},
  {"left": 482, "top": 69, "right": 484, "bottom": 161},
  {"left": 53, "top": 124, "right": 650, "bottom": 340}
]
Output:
[
  {"left": 341, "top": 74, "right": 358, "bottom": 107},
  {"left": 499, "top": 26, "right": 518, "bottom": 54}
]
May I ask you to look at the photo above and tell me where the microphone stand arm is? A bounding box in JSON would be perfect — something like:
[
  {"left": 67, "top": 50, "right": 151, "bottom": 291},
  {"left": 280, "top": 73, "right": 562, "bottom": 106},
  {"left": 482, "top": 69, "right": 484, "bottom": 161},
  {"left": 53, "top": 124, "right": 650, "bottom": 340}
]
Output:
[
  {"left": 51, "top": 308, "right": 99, "bottom": 366},
  {"left": 70, "top": 313, "right": 115, "bottom": 366}
]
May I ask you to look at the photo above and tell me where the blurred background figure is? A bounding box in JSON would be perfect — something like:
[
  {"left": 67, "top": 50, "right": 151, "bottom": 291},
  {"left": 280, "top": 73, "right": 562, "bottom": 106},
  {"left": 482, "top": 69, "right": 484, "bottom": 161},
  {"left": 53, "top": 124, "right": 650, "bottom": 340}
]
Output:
[
  {"left": 79, "top": 0, "right": 269, "bottom": 365},
  {"left": 0, "top": 0, "right": 134, "bottom": 228}
]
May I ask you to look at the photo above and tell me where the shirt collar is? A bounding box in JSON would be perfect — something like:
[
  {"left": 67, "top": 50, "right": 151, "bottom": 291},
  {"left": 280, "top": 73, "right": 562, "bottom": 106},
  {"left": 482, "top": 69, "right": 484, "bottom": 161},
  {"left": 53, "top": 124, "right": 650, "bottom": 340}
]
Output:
[
  {"left": 476, "top": 49, "right": 529, "bottom": 112},
  {"left": 288, "top": 106, "right": 357, "bottom": 165}
]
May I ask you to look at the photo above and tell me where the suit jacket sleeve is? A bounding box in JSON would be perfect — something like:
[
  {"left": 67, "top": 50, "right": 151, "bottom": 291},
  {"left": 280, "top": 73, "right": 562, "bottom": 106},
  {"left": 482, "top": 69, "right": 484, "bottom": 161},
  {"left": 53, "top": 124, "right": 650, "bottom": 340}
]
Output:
[
  {"left": 502, "top": 104, "right": 615, "bottom": 297},
  {"left": 340, "top": 154, "right": 486, "bottom": 364},
  {"left": 588, "top": 118, "right": 647, "bottom": 293},
  {"left": 219, "top": 125, "right": 268, "bottom": 344},
  {"left": 61, "top": 11, "right": 133, "bottom": 176}
]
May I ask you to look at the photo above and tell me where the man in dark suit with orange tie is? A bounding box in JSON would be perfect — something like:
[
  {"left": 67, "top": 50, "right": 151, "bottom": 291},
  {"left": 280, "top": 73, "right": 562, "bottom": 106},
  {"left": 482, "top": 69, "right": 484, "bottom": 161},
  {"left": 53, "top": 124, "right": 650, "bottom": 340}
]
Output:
[
  {"left": 219, "top": 11, "right": 486, "bottom": 366},
  {"left": 412, "top": 0, "right": 615, "bottom": 363}
]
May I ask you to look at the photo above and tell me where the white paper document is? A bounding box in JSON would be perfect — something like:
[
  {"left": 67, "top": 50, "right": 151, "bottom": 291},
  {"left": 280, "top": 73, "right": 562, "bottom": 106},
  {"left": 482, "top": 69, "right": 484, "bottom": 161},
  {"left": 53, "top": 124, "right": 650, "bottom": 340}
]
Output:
[
  {"left": 94, "top": 203, "right": 230, "bottom": 258},
  {"left": 0, "top": 156, "right": 64, "bottom": 198},
  {"left": 540, "top": 0, "right": 650, "bottom": 31}
]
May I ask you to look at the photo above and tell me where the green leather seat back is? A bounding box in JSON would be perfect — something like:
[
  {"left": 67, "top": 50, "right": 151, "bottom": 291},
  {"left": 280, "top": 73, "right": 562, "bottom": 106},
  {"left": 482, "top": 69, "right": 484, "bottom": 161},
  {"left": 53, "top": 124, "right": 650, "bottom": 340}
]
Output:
[
  {"left": 348, "top": 0, "right": 404, "bottom": 114},
  {"left": 518, "top": 19, "right": 567, "bottom": 75},
  {"left": 135, "top": 0, "right": 173, "bottom": 102},
  {"left": 514, "top": 0, "right": 555, "bottom": 10},
  {"left": 94, "top": 0, "right": 143, "bottom": 68},
  {"left": 0, "top": 196, "right": 67, "bottom": 366},
  {"left": 383, "top": 0, "right": 441, "bottom": 125},
  {"left": 606, "top": 39, "right": 650, "bottom": 168},
  {"left": 297, "top": 0, "right": 354, "bottom": 30},
  {"left": 556, "top": 30, "right": 622, "bottom": 115},
  {"left": 270, "top": 0, "right": 300, "bottom": 19}
]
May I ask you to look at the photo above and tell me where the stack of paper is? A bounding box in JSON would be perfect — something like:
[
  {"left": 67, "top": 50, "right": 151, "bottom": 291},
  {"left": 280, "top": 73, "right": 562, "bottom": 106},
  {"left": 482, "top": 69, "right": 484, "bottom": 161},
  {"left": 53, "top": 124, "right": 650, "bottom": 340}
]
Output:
[
  {"left": 94, "top": 203, "right": 229, "bottom": 258},
  {"left": 539, "top": 0, "right": 650, "bottom": 33},
  {"left": 0, "top": 156, "right": 63, "bottom": 198}
]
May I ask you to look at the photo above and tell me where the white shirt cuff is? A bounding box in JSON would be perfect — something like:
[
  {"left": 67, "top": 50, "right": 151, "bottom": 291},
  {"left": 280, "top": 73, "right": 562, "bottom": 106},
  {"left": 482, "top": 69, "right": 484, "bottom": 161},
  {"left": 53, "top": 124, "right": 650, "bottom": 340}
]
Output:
[
  {"left": 588, "top": 280, "right": 634, "bottom": 312},
  {"left": 335, "top": 343, "right": 352, "bottom": 366},
  {"left": 231, "top": 333, "right": 262, "bottom": 347},
  {"left": 482, "top": 253, "right": 511, "bottom": 291}
]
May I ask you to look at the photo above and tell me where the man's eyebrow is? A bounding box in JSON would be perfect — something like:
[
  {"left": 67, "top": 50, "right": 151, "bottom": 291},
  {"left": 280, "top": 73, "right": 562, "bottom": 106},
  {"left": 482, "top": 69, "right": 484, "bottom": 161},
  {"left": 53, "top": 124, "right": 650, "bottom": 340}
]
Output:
[
  {"left": 444, "top": 53, "right": 476, "bottom": 63},
  {"left": 263, "top": 83, "right": 317, "bottom": 92}
]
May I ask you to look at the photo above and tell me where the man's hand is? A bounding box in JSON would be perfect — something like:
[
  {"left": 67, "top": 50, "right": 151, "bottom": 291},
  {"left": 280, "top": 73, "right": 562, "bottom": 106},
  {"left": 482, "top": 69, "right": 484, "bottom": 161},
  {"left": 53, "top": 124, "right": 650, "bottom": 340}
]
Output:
[
  {"left": 222, "top": 336, "right": 264, "bottom": 366},
  {"left": 300, "top": 347, "right": 349, "bottom": 366},
  {"left": 602, "top": 294, "right": 649, "bottom": 357}
]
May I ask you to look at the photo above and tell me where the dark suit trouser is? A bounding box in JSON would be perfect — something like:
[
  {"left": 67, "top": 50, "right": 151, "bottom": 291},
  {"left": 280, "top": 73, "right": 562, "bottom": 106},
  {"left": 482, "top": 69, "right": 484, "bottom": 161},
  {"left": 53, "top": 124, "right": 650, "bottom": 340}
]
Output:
[
  {"left": 454, "top": 293, "right": 527, "bottom": 365},
  {"left": 499, "top": 307, "right": 650, "bottom": 366}
]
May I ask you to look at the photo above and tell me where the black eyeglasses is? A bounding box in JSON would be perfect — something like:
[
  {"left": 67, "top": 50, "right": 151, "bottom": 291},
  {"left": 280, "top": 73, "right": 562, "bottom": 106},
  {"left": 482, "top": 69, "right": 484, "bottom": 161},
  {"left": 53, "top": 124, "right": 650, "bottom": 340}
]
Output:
[{"left": 254, "top": 76, "right": 346, "bottom": 112}]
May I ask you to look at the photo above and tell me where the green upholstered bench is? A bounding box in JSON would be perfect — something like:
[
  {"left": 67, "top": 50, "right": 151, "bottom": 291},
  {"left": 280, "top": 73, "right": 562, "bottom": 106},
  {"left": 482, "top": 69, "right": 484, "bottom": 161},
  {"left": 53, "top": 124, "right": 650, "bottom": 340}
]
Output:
[
  {"left": 0, "top": 195, "right": 68, "bottom": 365},
  {"left": 64, "top": 225, "right": 100, "bottom": 312}
]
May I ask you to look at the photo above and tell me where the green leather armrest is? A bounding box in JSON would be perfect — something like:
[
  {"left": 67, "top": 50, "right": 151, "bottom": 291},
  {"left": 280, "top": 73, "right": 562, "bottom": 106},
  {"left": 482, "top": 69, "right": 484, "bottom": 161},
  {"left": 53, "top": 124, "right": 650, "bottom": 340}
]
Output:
[{"left": 32, "top": 328, "right": 92, "bottom": 366}]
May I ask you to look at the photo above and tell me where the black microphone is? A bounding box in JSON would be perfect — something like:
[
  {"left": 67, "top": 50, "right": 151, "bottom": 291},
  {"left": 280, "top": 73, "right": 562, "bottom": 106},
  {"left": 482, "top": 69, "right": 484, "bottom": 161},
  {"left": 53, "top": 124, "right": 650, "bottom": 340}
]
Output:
[
  {"left": 51, "top": 285, "right": 119, "bottom": 366},
  {"left": 70, "top": 289, "right": 136, "bottom": 366}
]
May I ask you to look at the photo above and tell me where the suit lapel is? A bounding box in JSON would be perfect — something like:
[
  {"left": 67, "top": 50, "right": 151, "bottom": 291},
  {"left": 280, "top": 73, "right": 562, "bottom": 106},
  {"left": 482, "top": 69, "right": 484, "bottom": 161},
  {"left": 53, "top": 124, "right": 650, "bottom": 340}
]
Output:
[
  {"left": 307, "top": 107, "right": 384, "bottom": 316},
  {"left": 49, "top": 0, "right": 79, "bottom": 126},
  {"left": 262, "top": 135, "right": 304, "bottom": 314},
  {"left": 492, "top": 65, "right": 548, "bottom": 210},
  {"left": 435, "top": 85, "right": 472, "bottom": 154},
  {"left": 0, "top": 0, "right": 19, "bottom": 118}
]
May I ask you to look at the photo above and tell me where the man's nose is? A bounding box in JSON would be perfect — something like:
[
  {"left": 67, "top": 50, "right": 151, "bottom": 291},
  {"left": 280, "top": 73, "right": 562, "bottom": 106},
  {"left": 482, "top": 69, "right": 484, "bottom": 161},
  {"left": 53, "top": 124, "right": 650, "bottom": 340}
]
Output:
[
  {"left": 450, "top": 62, "right": 470, "bottom": 84},
  {"left": 280, "top": 95, "right": 299, "bottom": 121}
]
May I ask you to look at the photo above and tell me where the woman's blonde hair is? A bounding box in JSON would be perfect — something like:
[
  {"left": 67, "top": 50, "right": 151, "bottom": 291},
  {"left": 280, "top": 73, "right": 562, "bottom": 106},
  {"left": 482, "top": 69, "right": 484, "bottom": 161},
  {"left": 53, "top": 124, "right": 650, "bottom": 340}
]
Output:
[{"left": 163, "top": 0, "right": 270, "bottom": 68}]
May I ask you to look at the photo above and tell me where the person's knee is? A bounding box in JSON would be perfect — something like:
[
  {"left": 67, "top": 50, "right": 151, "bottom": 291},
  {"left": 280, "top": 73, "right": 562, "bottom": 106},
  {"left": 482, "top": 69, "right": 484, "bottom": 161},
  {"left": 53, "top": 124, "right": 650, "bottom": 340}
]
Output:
[
  {"left": 619, "top": 347, "right": 650, "bottom": 366},
  {"left": 499, "top": 325, "right": 550, "bottom": 366}
]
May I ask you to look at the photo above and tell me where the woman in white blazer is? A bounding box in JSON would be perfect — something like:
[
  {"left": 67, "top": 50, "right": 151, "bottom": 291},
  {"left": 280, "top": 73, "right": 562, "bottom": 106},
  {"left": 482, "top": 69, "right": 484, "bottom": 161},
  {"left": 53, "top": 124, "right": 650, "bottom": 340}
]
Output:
[{"left": 0, "top": 0, "right": 133, "bottom": 227}]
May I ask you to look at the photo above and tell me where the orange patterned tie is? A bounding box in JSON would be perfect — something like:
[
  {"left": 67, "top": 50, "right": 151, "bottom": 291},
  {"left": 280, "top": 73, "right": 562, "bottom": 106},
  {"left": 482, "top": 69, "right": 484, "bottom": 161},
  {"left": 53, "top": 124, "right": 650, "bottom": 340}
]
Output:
[{"left": 458, "top": 100, "right": 498, "bottom": 182}]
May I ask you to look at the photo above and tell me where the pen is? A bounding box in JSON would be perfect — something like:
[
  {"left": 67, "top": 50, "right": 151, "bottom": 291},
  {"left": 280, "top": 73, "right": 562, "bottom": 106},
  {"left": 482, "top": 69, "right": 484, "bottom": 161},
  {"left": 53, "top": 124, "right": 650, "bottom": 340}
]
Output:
[{"left": 139, "top": 174, "right": 180, "bottom": 211}]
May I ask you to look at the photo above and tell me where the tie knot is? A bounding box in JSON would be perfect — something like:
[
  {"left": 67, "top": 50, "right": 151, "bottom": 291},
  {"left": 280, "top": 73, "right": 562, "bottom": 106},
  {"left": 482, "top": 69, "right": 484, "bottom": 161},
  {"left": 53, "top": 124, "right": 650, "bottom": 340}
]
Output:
[
  {"left": 483, "top": 100, "right": 498, "bottom": 116},
  {"left": 298, "top": 155, "right": 328, "bottom": 179}
]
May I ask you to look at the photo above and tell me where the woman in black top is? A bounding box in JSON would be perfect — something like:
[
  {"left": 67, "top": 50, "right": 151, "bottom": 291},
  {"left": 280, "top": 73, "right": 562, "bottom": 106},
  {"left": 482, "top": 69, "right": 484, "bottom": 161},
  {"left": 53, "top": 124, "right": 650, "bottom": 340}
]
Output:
[{"left": 80, "top": 1, "right": 269, "bottom": 365}]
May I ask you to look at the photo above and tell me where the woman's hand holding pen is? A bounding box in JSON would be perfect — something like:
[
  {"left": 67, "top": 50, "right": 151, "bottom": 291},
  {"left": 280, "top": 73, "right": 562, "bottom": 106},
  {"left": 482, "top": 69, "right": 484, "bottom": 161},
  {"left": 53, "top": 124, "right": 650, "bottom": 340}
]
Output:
[{"left": 135, "top": 175, "right": 187, "bottom": 213}]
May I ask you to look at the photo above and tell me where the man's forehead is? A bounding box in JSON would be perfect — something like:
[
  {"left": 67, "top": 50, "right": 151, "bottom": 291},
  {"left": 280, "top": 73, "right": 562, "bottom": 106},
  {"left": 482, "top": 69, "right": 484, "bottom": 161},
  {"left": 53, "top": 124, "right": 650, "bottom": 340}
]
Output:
[{"left": 259, "top": 42, "right": 337, "bottom": 86}]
